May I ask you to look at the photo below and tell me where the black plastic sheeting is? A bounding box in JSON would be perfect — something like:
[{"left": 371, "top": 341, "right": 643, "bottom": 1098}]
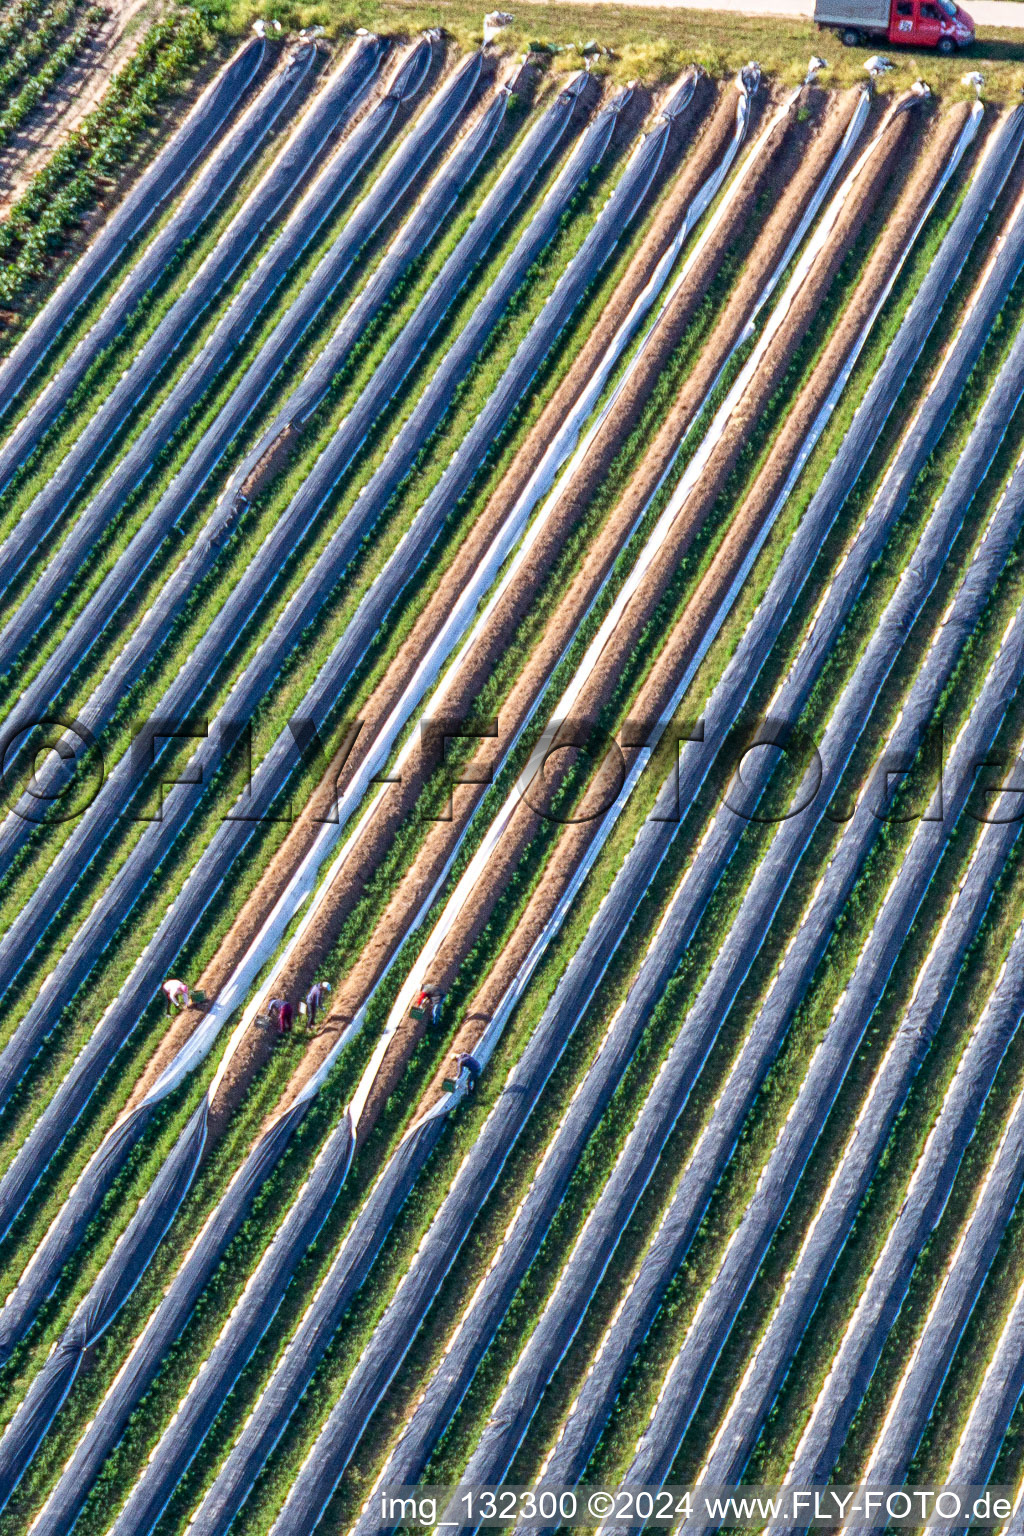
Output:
[
  {"left": 765, "top": 951, "right": 1024, "bottom": 1530},
  {"left": 53, "top": 84, "right": 694, "bottom": 1536},
  {"left": 0, "top": 43, "right": 485, "bottom": 881},
  {"left": 0, "top": 37, "right": 270, "bottom": 508},
  {"left": 0, "top": 72, "right": 586, "bottom": 1175},
  {"left": 0, "top": 72, "right": 591, "bottom": 1049},
  {"left": 765, "top": 823, "right": 1024, "bottom": 1499},
  {"left": 0, "top": 36, "right": 267, "bottom": 437},
  {"left": 264, "top": 104, "right": 1023, "bottom": 1536},
  {"left": 284, "top": 73, "right": 699, "bottom": 735},
  {"left": 28, "top": 1105, "right": 354, "bottom": 1536},
  {"left": 44, "top": 79, "right": 674, "bottom": 1536},
  {"left": 0, "top": 35, "right": 380, "bottom": 671},
  {"left": 212, "top": 64, "right": 525, "bottom": 503},
  {"left": 0, "top": 53, "right": 484, "bottom": 1349},
  {"left": 404, "top": 104, "right": 1024, "bottom": 1519},
  {"left": 448, "top": 115, "right": 1024, "bottom": 1515},
  {"left": 96, "top": 1109, "right": 356, "bottom": 1536},
  {"left": 0, "top": 82, "right": 595, "bottom": 1302},
  {"left": 0, "top": 1099, "right": 211, "bottom": 1508},
  {"left": 609, "top": 606, "right": 1024, "bottom": 1528},
  {"left": 353, "top": 109, "right": 1024, "bottom": 1523},
  {"left": 694, "top": 360, "right": 1024, "bottom": 1500},
  {"left": 857, "top": 955, "right": 1024, "bottom": 1494}
]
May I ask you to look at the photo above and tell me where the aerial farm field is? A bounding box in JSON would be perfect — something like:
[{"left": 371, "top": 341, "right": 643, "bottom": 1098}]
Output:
[{"left": 3, "top": 1, "right": 1024, "bottom": 1534}]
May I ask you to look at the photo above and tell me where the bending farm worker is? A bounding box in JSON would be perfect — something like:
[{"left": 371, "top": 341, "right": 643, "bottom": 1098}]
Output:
[
  {"left": 455, "top": 1051, "right": 481, "bottom": 1092},
  {"left": 302, "top": 979, "right": 332, "bottom": 1030},
  {"left": 161, "top": 979, "right": 190, "bottom": 1015},
  {"left": 411, "top": 987, "right": 444, "bottom": 1025},
  {"left": 268, "top": 998, "right": 294, "bottom": 1037}
]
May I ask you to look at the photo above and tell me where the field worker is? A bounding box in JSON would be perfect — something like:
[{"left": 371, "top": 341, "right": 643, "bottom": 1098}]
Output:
[
  {"left": 162, "top": 979, "right": 190, "bottom": 1015},
  {"left": 304, "top": 979, "right": 332, "bottom": 1029},
  {"left": 413, "top": 987, "right": 446, "bottom": 1025},
  {"left": 268, "top": 998, "right": 294, "bottom": 1037},
  {"left": 454, "top": 1051, "right": 481, "bottom": 1092}
]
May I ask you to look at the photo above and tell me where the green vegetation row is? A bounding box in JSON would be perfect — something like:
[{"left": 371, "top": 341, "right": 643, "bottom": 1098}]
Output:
[
  {"left": 0, "top": 87, "right": 709, "bottom": 1536},
  {"left": 0, "top": 0, "right": 54, "bottom": 72},
  {"left": 0, "top": 81, "right": 820, "bottom": 1536},
  {"left": 0, "top": 0, "right": 85, "bottom": 109},
  {"left": 11, "top": 92, "right": 982, "bottom": 1536},
  {"left": 5, "top": 74, "right": 1021, "bottom": 1536},
  {"left": 0, "top": 9, "right": 106, "bottom": 151},
  {"left": 533, "top": 303, "right": 1024, "bottom": 1490},
  {"left": 0, "top": 9, "right": 214, "bottom": 310}
]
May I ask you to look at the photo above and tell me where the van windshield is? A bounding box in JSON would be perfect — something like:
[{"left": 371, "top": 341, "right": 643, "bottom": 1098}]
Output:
[{"left": 937, "top": 1, "right": 958, "bottom": 17}]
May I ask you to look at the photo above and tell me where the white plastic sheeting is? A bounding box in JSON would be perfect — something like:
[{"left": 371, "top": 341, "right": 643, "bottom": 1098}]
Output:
[
  {"left": 0, "top": 46, "right": 495, "bottom": 1266},
  {"left": 0, "top": 79, "right": 680, "bottom": 1536}
]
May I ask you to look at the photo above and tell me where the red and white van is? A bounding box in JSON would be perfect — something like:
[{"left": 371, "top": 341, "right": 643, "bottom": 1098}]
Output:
[{"left": 814, "top": 0, "right": 975, "bottom": 51}]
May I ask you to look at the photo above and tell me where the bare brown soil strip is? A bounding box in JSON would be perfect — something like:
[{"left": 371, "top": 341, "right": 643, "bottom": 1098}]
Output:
[
  {"left": 261, "top": 82, "right": 827, "bottom": 1117},
  {"left": 419, "top": 97, "right": 973, "bottom": 1112},
  {"left": 406, "top": 91, "right": 918, "bottom": 988},
  {"left": 129, "top": 75, "right": 749, "bottom": 1112},
  {"left": 261, "top": 82, "right": 877, "bottom": 1135},
  {"left": 0, "top": 0, "right": 158, "bottom": 214}
]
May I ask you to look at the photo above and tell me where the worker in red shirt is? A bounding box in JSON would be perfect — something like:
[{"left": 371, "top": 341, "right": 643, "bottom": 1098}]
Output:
[{"left": 268, "top": 998, "right": 294, "bottom": 1037}]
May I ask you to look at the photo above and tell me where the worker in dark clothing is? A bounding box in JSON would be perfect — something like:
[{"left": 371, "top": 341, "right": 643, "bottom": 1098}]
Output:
[
  {"left": 454, "top": 1051, "right": 481, "bottom": 1092},
  {"left": 268, "top": 998, "right": 294, "bottom": 1037},
  {"left": 303, "top": 979, "right": 332, "bottom": 1030}
]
